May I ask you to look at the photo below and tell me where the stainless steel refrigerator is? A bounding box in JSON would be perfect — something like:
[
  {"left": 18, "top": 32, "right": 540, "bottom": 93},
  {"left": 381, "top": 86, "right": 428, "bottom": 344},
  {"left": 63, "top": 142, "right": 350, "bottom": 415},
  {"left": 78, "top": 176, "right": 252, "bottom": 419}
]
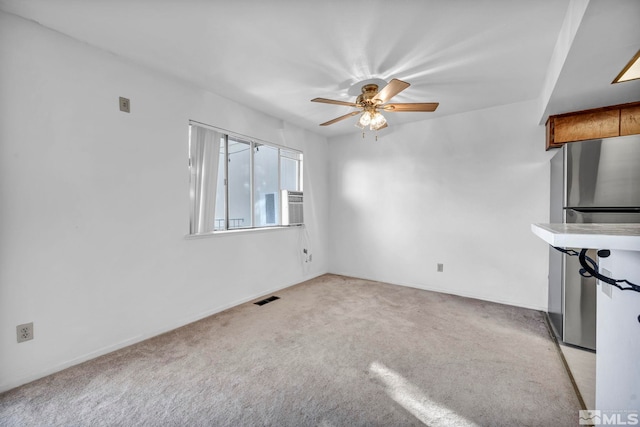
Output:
[{"left": 548, "top": 134, "right": 640, "bottom": 350}]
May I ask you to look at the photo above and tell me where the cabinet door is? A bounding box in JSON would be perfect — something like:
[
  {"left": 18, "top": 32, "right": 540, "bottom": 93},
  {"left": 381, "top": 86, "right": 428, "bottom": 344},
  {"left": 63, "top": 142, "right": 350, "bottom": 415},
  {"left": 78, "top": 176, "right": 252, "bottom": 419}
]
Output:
[
  {"left": 621, "top": 105, "right": 640, "bottom": 136},
  {"left": 554, "top": 110, "right": 619, "bottom": 144}
]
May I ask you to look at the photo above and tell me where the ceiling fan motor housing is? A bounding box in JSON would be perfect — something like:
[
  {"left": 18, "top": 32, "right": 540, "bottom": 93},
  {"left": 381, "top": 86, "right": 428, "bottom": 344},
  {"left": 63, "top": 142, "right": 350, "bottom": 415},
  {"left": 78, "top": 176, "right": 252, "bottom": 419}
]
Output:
[{"left": 356, "top": 84, "right": 381, "bottom": 106}]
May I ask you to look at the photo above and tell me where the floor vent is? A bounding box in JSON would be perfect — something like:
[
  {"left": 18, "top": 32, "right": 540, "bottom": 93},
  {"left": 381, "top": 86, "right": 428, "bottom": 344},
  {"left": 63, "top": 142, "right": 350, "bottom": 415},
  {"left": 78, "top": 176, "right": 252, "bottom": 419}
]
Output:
[{"left": 254, "top": 296, "right": 280, "bottom": 306}]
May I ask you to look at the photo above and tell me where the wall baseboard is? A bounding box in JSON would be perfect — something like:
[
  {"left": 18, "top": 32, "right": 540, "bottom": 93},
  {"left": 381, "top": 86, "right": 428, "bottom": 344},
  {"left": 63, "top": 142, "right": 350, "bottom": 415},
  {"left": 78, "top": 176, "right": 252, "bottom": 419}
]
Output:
[
  {"left": 0, "top": 271, "right": 327, "bottom": 394},
  {"left": 328, "top": 270, "right": 548, "bottom": 312}
]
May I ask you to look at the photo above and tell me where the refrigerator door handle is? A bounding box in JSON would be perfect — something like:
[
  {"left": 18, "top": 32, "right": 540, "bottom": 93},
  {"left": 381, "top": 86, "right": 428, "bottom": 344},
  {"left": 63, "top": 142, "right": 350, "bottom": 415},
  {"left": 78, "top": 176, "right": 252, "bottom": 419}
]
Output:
[
  {"left": 565, "top": 208, "right": 640, "bottom": 224},
  {"left": 567, "top": 207, "right": 640, "bottom": 213}
]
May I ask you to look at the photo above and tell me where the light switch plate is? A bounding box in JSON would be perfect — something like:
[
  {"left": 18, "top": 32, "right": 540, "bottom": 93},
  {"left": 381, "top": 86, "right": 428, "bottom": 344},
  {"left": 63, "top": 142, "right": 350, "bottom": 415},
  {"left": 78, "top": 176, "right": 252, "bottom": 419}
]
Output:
[
  {"left": 119, "top": 96, "right": 130, "bottom": 113},
  {"left": 601, "top": 268, "right": 612, "bottom": 298}
]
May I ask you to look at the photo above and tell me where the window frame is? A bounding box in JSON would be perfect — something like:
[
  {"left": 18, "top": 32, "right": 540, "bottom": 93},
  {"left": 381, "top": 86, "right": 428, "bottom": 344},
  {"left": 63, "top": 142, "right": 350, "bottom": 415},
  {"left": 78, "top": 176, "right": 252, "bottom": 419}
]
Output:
[{"left": 188, "top": 120, "right": 303, "bottom": 236}]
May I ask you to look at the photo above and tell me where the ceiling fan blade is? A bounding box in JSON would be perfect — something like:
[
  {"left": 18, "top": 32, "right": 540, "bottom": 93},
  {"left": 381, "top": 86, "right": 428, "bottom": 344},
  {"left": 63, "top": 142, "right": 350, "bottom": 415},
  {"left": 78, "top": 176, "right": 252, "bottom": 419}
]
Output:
[
  {"left": 382, "top": 102, "right": 439, "bottom": 112},
  {"left": 372, "top": 79, "right": 410, "bottom": 103},
  {"left": 311, "top": 97, "right": 359, "bottom": 107},
  {"left": 319, "top": 110, "right": 361, "bottom": 126}
]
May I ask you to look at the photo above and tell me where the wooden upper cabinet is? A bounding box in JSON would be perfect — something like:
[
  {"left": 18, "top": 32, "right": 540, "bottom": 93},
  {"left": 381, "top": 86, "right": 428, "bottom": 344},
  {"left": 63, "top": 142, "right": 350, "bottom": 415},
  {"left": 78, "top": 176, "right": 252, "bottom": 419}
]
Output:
[
  {"left": 553, "top": 110, "right": 619, "bottom": 143},
  {"left": 621, "top": 105, "right": 640, "bottom": 136},
  {"left": 546, "top": 101, "right": 640, "bottom": 150}
]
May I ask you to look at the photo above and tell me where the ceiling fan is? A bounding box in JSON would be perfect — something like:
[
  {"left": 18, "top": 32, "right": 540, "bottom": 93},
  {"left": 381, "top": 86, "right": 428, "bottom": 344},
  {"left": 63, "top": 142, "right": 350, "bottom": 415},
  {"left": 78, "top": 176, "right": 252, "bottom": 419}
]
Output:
[{"left": 311, "top": 78, "right": 439, "bottom": 131}]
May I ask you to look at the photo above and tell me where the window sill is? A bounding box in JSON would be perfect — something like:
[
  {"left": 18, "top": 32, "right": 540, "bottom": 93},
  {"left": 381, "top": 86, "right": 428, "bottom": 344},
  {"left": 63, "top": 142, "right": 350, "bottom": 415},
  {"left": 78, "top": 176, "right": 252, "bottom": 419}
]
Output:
[{"left": 184, "top": 224, "right": 303, "bottom": 239}]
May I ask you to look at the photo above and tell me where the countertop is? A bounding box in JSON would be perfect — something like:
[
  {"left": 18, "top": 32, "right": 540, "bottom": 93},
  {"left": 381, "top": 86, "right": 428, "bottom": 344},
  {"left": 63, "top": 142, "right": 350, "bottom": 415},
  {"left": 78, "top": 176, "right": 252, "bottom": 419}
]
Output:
[{"left": 531, "top": 223, "right": 640, "bottom": 251}]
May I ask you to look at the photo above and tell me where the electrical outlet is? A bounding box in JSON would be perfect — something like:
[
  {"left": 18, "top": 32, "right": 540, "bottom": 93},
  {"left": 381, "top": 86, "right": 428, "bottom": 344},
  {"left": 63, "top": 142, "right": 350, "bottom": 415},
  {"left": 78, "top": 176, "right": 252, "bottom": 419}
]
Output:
[
  {"left": 16, "top": 322, "right": 33, "bottom": 343},
  {"left": 119, "top": 96, "right": 130, "bottom": 113},
  {"left": 437, "top": 263, "right": 444, "bottom": 272}
]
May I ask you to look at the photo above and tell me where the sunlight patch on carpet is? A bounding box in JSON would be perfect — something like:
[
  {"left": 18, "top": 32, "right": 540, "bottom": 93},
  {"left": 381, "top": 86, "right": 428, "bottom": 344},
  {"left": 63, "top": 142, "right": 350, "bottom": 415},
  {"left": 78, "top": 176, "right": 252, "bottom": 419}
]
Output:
[{"left": 369, "top": 361, "right": 480, "bottom": 427}]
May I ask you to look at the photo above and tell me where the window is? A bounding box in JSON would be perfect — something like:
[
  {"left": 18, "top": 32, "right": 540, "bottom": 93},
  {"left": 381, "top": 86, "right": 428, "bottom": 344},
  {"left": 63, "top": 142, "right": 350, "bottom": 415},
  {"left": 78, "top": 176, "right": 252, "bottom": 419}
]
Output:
[
  {"left": 227, "top": 137, "right": 251, "bottom": 230},
  {"left": 188, "top": 122, "right": 303, "bottom": 234},
  {"left": 280, "top": 149, "right": 303, "bottom": 192},
  {"left": 254, "top": 143, "right": 279, "bottom": 227}
]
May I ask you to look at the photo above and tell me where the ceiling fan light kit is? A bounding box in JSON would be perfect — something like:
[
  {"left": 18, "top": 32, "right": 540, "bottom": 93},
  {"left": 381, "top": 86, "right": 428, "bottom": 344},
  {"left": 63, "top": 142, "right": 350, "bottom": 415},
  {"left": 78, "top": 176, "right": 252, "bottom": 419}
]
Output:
[{"left": 311, "top": 78, "right": 439, "bottom": 137}]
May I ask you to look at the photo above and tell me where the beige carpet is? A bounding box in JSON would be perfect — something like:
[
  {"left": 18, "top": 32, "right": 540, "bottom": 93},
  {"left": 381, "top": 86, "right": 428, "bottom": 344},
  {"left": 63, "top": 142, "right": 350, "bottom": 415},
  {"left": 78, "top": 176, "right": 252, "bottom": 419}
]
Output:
[{"left": 0, "top": 274, "right": 581, "bottom": 426}]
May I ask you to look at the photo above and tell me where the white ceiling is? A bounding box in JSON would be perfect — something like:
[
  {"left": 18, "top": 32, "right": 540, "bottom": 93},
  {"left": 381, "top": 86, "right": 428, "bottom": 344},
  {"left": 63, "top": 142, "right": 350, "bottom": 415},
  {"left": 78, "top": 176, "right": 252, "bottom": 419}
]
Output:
[
  {"left": 1, "top": 0, "right": 638, "bottom": 138},
  {"left": 540, "top": 0, "right": 640, "bottom": 120}
]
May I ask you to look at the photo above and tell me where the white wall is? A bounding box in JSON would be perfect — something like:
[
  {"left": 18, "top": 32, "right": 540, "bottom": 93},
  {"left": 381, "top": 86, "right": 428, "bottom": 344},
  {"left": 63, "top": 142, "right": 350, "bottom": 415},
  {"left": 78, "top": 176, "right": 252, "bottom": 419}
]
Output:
[
  {"left": 0, "top": 12, "right": 329, "bottom": 392},
  {"left": 597, "top": 250, "right": 640, "bottom": 412},
  {"left": 328, "top": 100, "right": 554, "bottom": 310}
]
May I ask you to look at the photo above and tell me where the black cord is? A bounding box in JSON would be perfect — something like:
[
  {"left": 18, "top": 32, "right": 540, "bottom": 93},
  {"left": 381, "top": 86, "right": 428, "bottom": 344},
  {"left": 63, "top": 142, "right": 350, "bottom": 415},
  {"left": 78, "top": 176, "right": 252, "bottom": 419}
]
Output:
[{"left": 552, "top": 246, "right": 640, "bottom": 293}]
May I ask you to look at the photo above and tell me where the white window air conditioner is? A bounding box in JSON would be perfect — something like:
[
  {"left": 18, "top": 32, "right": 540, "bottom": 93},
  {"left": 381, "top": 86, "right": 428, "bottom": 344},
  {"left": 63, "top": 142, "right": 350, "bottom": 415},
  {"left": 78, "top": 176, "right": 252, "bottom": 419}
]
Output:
[{"left": 281, "top": 190, "right": 303, "bottom": 226}]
